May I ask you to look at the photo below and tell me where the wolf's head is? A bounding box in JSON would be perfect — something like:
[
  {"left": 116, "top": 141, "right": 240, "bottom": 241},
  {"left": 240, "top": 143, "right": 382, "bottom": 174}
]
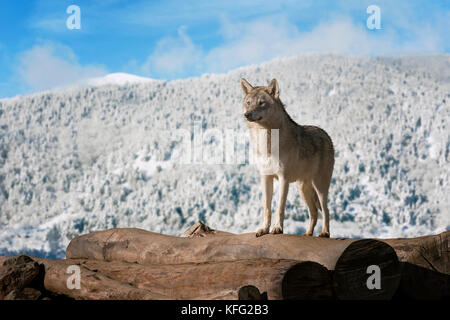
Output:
[{"left": 240, "top": 78, "right": 282, "bottom": 127}]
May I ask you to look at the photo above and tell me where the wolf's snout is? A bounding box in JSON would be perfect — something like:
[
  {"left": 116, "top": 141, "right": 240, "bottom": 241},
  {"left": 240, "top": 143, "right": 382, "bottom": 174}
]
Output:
[
  {"left": 244, "top": 111, "right": 253, "bottom": 120},
  {"left": 245, "top": 111, "right": 261, "bottom": 121}
]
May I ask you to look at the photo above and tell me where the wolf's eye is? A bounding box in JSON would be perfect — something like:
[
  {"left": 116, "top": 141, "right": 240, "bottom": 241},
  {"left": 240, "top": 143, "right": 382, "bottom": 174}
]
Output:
[{"left": 246, "top": 100, "right": 251, "bottom": 105}]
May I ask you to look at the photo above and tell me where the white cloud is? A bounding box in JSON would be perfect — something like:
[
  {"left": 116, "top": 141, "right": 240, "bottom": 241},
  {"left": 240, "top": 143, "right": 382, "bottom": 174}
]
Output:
[
  {"left": 16, "top": 42, "right": 107, "bottom": 92},
  {"left": 31, "top": 17, "right": 67, "bottom": 33},
  {"left": 142, "top": 26, "right": 203, "bottom": 78},
  {"left": 141, "top": 14, "right": 446, "bottom": 79}
]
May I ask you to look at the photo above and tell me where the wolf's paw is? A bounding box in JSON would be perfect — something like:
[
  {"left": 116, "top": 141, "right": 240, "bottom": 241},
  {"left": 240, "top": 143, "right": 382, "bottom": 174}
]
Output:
[
  {"left": 319, "top": 231, "right": 330, "bottom": 238},
  {"left": 256, "top": 228, "right": 269, "bottom": 237},
  {"left": 270, "top": 226, "right": 283, "bottom": 235},
  {"left": 305, "top": 231, "right": 313, "bottom": 236}
]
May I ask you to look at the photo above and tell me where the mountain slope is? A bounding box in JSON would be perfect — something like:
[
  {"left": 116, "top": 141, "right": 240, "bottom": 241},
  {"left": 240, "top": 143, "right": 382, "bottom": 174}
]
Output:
[{"left": 0, "top": 53, "right": 449, "bottom": 258}]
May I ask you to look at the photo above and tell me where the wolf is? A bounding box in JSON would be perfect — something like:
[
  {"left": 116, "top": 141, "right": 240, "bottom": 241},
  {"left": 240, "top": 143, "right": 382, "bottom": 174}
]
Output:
[{"left": 241, "top": 78, "right": 335, "bottom": 238}]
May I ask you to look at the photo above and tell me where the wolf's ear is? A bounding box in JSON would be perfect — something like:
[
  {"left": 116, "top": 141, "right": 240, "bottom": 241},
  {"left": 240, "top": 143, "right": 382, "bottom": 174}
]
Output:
[
  {"left": 240, "top": 78, "right": 254, "bottom": 96},
  {"left": 267, "top": 78, "right": 279, "bottom": 99}
]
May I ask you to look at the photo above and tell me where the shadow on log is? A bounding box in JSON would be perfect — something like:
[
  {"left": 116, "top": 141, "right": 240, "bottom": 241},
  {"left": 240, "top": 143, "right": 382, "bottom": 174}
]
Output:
[{"left": 394, "top": 262, "right": 450, "bottom": 300}]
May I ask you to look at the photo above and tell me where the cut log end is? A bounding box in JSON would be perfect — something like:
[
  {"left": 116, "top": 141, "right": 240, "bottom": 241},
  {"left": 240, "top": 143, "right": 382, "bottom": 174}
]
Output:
[
  {"left": 334, "top": 239, "right": 401, "bottom": 300},
  {"left": 282, "top": 261, "right": 334, "bottom": 300}
]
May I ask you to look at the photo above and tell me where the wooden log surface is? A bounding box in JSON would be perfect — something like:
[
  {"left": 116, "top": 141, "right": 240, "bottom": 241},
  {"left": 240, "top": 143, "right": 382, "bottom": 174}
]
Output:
[
  {"left": 383, "top": 232, "right": 449, "bottom": 274},
  {"left": 66, "top": 224, "right": 449, "bottom": 274},
  {"left": 35, "top": 257, "right": 332, "bottom": 300},
  {"left": 35, "top": 258, "right": 169, "bottom": 300},
  {"left": 66, "top": 227, "right": 354, "bottom": 270}
]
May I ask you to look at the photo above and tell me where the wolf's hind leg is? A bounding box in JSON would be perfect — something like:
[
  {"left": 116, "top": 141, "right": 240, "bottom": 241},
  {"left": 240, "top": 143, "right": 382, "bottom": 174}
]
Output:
[
  {"left": 312, "top": 179, "right": 331, "bottom": 238},
  {"left": 298, "top": 180, "right": 318, "bottom": 236},
  {"left": 256, "top": 175, "right": 273, "bottom": 237}
]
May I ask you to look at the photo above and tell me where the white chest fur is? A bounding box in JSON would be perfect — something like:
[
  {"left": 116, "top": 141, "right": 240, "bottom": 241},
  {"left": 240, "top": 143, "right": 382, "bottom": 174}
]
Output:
[{"left": 249, "top": 128, "right": 282, "bottom": 175}]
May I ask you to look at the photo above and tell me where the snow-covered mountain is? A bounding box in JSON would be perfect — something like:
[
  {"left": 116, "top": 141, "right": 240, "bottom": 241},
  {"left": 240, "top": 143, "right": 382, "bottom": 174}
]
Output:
[
  {"left": 84, "top": 73, "right": 156, "bottom": 86},
  {"left": 0, "top": 54, "right": 449, "bottom": 259}
]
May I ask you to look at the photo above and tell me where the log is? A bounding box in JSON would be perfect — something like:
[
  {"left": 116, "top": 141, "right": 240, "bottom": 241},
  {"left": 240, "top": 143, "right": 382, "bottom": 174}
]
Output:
[
  {"left": 35, "top": 257, "right": 332, "bottom": 300},
  {"left": 66, "top": 224, "right": 449, "bottom": 275},
  {"left": 35, "top": 258, "right": 169, "bottom": 300},
  {"left": 333, "top": 239, "right": 401, "bottom": 300},
  {"left": 383, "top": 232, "right": 449, "bottom": 274},
  {"left": 66, "top": 227, "right": 355, "bottom": 269}
]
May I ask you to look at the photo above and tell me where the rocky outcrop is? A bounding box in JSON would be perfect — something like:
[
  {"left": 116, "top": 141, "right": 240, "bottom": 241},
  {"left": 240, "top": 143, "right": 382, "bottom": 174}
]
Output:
[
  {"left": 0, "top": 255, "right": 56, "bottom": 300},
  {"left": 0, "top": 255, "right": 41, "bottom": 299}
]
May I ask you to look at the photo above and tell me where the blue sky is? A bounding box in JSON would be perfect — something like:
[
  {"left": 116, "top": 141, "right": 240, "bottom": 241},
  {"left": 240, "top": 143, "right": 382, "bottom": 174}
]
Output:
[{"left": 0, "top": 0, "right": 448, "bottom": 98}]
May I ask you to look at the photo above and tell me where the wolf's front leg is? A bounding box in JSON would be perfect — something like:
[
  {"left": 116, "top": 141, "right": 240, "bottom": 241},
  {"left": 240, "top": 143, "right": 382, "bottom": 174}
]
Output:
[
  {"left": 271, "top": 177, "right": 289, "bottom": 234},
  {"left": 256, "top": 175, "right": 273, "bottom": 237}
]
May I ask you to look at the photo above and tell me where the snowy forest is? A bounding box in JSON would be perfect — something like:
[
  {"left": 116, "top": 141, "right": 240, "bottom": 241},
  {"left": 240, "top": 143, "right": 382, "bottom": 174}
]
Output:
[{"left": 0, "top": 53, "right": 449, "bottom": 258}]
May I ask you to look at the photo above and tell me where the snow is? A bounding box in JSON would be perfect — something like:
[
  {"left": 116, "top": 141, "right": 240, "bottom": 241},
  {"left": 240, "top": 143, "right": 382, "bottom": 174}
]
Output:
[
  {"left": 0, "top": 53, "right": 449, "bottom": 259},
  {"left": 84, "top": 73, "right": 155, "bottom": 86}
]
